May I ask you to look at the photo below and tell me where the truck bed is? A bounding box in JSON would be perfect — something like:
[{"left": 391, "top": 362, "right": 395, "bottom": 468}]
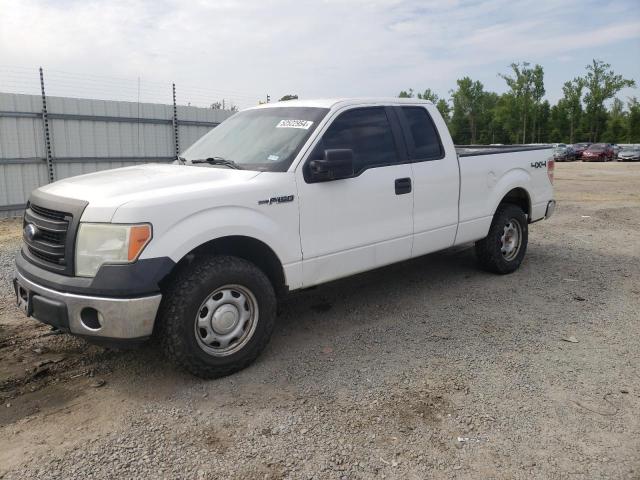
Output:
[
  {"left": 456, "top": 145, "right": 552, "bottom": 157},
  {"left": 453, "top": 144, "right": 554, "bottom": 245}
]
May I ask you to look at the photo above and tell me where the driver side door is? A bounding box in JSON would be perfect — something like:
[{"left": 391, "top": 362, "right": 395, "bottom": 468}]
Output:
[{"left": 296, "top": 106, "right": 414, "bottom": 287}]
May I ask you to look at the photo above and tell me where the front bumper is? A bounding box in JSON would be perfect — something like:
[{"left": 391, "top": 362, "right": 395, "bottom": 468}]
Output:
[{"left": 14, "top": 270, "right": 161, "bottom": 340}]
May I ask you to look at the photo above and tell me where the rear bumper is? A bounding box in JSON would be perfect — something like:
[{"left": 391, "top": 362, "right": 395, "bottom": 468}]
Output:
[
  {"left": 545, "top": 200, "right": 556, "bottom": 219},
  {"left": 14, "top": 270, "right": 161, "bottom": 340}
]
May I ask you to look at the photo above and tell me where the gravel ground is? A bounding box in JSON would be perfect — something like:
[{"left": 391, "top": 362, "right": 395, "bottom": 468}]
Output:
[{"left": 0, "top": 162, "right": 639, "bottom": 479}]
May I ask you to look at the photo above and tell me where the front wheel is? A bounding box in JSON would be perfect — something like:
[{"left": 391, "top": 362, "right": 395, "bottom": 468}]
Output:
[
  {"left": 157, "top": 255, "right": 276, "bottom": 378},
  {"left": 475, "top": 203, "right": 528, "bottom": 274}
]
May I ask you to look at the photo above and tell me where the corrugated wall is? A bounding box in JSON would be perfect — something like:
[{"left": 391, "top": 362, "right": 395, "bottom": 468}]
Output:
[{"left": 0, "top": 92, "right": 234, "bottom": 218}]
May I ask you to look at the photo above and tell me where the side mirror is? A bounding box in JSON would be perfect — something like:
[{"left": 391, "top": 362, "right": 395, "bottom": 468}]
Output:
[{"left": 308, "top": 149, "right": 354, "bottom": 182}]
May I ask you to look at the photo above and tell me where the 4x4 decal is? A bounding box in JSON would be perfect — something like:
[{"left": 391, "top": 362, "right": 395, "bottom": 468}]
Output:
[{"left": 530, "top": 161, "right": 547, "bottom": 168}]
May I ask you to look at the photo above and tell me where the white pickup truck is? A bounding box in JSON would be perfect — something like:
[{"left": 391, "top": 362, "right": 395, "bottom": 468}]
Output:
[{"left": 14, "top": 98, "right": 555, "bottom": 378}]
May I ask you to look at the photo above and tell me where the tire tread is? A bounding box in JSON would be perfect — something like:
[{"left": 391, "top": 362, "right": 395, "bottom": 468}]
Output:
[
  {"left": 475, "top": 203, "right": 528, "bottom": 274},
  {"left": 157, "top": 255, "right": 276, "bottom": 379}
]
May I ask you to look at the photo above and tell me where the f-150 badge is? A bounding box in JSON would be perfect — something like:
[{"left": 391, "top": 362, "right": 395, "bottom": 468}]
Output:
[{"left": 258, "top": 195, "right": 294, "bottom": 205}]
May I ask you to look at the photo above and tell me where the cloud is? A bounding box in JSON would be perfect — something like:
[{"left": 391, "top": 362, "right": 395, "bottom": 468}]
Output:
[
  {"left": 0, "top": 0, "right": 638, "bottom": 107},
  {"left": 457, "top": 18, "right": 640, "bottom": 61}
]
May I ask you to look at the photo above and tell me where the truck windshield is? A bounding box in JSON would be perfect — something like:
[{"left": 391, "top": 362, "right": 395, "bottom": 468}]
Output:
[{"left": 181, "top": 106, "right": 329, "bottom": 172}]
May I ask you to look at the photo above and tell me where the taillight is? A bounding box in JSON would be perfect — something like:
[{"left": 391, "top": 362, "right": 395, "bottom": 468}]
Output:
[{"left": 547, "top": 159, "right": 555, "bottom": 184}]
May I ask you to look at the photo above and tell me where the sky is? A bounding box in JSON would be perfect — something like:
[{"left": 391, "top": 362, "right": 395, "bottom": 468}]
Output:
[{"left": 0, "top": 0, "right": 639, "bottom": 109}]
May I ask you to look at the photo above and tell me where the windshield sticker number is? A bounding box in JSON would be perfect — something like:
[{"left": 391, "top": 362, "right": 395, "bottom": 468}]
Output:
[
  {"left": 267, "top": 155, "right": 280, "bottom": 161},
  {"left": 276, "top": 120, "right": 313, "bottom": 129}
]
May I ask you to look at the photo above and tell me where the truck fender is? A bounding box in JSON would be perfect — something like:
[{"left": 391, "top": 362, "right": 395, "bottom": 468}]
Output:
[
  {"left": 489, "top": 168, "right": 532, "bottom": 218},
  {"left": 141, "top": 205, "right": 297, "bottom": 272}
]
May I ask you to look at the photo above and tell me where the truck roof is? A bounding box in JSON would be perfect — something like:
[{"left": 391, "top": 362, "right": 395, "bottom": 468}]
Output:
[{"left": 248, "top": 97, "right": 433, "bottom": 110}]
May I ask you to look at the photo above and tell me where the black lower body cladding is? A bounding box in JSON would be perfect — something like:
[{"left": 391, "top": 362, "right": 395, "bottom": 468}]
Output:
[{"left": 16, "top": 251, "right": 176, "bottom": 297}]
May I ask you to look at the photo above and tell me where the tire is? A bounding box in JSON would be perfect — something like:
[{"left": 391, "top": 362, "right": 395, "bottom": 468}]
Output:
[
  {"left": 475, "top": 203, "right": 528, "bottom": 274},
  {"left": 157, "top": 255, "right": 276, "bottom": 378}
]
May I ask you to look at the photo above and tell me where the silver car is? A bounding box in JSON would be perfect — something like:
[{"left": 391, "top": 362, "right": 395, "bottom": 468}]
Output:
[{"left": 617, "top": 146, "right": 640, "bottom": 162}]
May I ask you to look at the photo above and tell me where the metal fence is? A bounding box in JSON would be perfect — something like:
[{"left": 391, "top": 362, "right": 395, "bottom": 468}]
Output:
[{"left": 0, "top": 90, "right": 234, "bottom": 218}]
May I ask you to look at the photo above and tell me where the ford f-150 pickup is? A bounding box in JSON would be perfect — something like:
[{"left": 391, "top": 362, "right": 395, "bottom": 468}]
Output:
[{"left": 14, "top": 98, "right": 556, "bottom": 378}]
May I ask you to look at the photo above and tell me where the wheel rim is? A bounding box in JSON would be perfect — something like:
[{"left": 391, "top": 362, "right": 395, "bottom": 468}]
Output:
[
  {"left": 194, "top": 284, "right": 259, "bottom": 357},
  {"left": 500, "top": 219, "right": 522, "bottom": 261}
]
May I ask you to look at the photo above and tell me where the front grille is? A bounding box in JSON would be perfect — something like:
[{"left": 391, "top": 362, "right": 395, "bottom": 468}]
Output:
[
  {"left": 38, "top": 229, "right": 64, "bottom": 244},
  {"left": 23, "top": 202, "right": 71, "bottom": 271},
  {"left": 21, "top": 192, "right": 88, "bottom": 276},
  {"left": 30, "top": 203, "right": 67, "bottom": 221},
  {"left": 28, "top": 245, "right": 61, "bottom": 263}
]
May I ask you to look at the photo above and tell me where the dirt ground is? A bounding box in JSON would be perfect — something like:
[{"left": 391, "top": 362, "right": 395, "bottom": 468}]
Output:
[{"left": 0, "top": 162, "right": 639, "bottom": 479}]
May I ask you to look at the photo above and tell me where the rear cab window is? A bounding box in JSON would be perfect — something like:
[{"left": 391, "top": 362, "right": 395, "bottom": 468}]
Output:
[{"left": 397, "top": 106, "right": 444, "bottom": 161}]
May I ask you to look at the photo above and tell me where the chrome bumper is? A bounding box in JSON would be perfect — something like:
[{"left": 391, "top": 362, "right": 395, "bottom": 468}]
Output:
[
  {"left": 545, "top": 200, "right": 556, "bottom": 219},
  {"left": 14, "top": 270, "right": 161, "bottom": 339}
]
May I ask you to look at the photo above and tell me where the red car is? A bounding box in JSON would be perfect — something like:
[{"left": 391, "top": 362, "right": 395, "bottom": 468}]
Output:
[
  {"left": 571, "top": 143, "right": 591, "bottom": 158},
  {"left": 582, "top": 143, "right": 614, "bottom": 162}
]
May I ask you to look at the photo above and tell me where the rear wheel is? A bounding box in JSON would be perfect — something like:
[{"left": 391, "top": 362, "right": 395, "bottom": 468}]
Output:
[
  {"left": 475, "top": 203, "right": 528, "bottom": 274},
  {"left": 157, "top": 255, "right": 276, "bottom": 378}
]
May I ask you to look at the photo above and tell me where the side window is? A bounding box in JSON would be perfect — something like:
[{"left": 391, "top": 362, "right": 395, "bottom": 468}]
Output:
[
  {"left": 313, "top": 107, "right": 398, "bottom": 174},
  {"left": 400, "top": 107, "right": 443, "bottom": 160}
]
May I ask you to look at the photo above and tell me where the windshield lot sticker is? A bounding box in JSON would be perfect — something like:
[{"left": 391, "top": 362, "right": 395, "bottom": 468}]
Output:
[
  {"left": 276, "top": 120, "right": 313, "bottom": 129},
  {"left": 267, "top": 154, "right": 280, "bottom": 161}
]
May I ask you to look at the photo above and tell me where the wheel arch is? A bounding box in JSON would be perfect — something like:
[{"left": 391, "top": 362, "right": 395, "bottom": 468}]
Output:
[
  {"left": 159, "top": 235, "right": 287, "bottom": 298},
  {"left": 499, "top": 187, "right": 532, "bottom": 220}
]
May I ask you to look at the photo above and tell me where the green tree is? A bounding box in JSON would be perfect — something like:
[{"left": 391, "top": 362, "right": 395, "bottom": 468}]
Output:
[
  {"left": 499, "top": 62, "right": 545, "bottom": 144},
  {"left": 583, "top": 59, "right": 636, "bottom": 141},
  {"left": 529, "top": 65, "right": 545, "bottom": 143},
  {"left": 549, "top": 100, "right": 572, "bottom": 143},
  {"left": 627, "top": 97, "right": 640, "bottom": 142},
  {"left": 603, "top": 98, "right": 626, "bottom": 142},
  {"left": 416, "top": 89, "right": 438, "bottom": 102},
  {"left": 436, "top": 98, "right": 451, "bottom": 123},
  {"left": 397, "top": 58, "right": 637, "bottom": 144},
  {"left": 561, "top": 78, "right": 585, "bottom": 144},
  {"left": 536, "top": 100, "right": 551, "bottom": 143},
  {"left": 475, "top": 91, "right": 499, "bottom": 144},
  {"left": 450, "top": 77, "right": 486, "bottom": 144},
  {"left": 398, "top": 88, "right": 440, "bottom": 102},
  {"left": 493, "top": 93, "right": 520, "bottom": 144}
]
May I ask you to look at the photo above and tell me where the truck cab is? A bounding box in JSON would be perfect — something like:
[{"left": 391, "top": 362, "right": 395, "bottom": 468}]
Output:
[{"left": 15, "top": 98, "right": 555, "bottom": 378}]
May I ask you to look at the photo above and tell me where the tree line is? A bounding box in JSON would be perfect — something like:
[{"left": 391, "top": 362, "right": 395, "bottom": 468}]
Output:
[{"left": 399, "top": 59, "right": 638, "bottom": 145}]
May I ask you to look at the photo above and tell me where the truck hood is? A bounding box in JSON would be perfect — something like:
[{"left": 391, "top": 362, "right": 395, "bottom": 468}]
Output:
[{"left": 38, "top": 163, "right": 261, "bottom": 222}]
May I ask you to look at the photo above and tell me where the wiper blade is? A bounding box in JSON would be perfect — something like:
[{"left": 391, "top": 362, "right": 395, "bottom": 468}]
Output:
[{"left": 190, "top": 156, "right": 242, "bottom": 170}]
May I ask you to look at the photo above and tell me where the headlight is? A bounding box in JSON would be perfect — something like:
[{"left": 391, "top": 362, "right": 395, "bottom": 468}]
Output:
[{"left": 75, "top": 223, "right": 152, "bottom": 277}]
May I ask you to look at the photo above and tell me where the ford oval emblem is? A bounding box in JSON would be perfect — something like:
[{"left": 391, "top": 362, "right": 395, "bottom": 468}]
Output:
[{"left": 24, "top": 223, "right": 39, "bottom": 241}]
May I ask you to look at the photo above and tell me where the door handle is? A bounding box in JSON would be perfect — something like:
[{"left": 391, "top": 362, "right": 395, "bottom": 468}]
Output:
[{"left": 395, "top": 177, "right": 411, "bottom": 195}]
